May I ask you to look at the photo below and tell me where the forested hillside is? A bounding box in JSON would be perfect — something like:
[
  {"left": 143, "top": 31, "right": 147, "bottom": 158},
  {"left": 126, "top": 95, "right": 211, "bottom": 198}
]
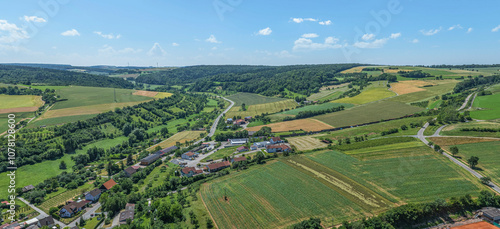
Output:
[
  {"left": 136, "top": 64, "right": 362, "bottom": 96},
  {"left": 0, "top": 65, "right": 134, "bottom": 88}
]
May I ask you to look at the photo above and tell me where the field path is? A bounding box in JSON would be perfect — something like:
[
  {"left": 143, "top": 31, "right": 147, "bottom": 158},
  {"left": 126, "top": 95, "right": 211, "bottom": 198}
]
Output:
[
  {"left": 416, "top": 122, "right": 500, "bottom": 194},
  {"left": 458, "top": 92, "right": 475, "bottom": 111}
]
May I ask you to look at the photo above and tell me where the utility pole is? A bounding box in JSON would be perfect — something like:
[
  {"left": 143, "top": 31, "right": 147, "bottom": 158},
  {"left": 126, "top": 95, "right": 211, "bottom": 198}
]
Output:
[{"left": 114, "top": 88, "right": 117, "bottom": 102}]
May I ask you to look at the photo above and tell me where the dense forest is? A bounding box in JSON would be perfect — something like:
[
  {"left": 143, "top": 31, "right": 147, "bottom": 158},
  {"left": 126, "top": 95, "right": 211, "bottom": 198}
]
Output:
[
  {"left": 136, "top": 64, "right": 362, "bottom": 96},
  {"left": 0, "top": 65, "right": 134, "bottom": 88}
]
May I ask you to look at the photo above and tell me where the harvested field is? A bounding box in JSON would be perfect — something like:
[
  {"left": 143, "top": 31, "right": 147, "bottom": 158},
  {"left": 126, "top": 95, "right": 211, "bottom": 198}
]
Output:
[
  {"left": 287, "top": 135, "right": 328, "bottom": 151},
  {"left": 0, "top": 106, "right": 39, "bottom": 114},
  {"left": 314, "top": 101, "right": 423, "bottom": 128},
  {"left": 389, "top": 80, "right": 436, "bottom": 95},
  {"left": 428, "top": 137, "right": 500, "bottom": 146},
  {"left": 226, "top": 100, "right": 298, "bottom": 118},
  {"left": 148, "top": 131, "right": 205, "bottom": 150},
  {"left": 332, "top": 87, "right": 395, "bottom": 105},
  {"left": 133, "top": 90, "right": 158, "bottom": 97},
  {"left": 38, "top": 101, "right": 148, "bottom": 120},
  {"left": 388, "top": 80, "right": 457, "bottom": 103},
  {"left": 246, "top": 118, "right": 334, "bottom": 132},
  {"left": 154, "top": 92, "right": 173, "bottom": 98},
  {"left": 340, "top": 66, "right": 373, "bottom": 73},
  {"left": 0, "top": 95, "right": 44, "bottom": 113}
]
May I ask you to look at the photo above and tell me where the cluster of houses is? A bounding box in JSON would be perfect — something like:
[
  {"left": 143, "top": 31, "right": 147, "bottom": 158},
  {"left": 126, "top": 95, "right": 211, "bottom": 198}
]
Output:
[
  {"left": 1, "top": 215, "right": 55, "bottom": 229},
  {"left": 227, "top": 116, "right": 252, "bottom": 126},
  {"left": 140, "top": 145, "right": 179, "bottom": 166},
  {"left": 180, "top": 156, "right": 248, "bottom": 177},
  {"left": 60, "top": 179, "right": 117, "bottom": 218},
  {"left": 228, "top": 137, "right": 292, "bottom": 153},
  {"left": 180, "top": 142, "right": 216, "bottom": 160}
]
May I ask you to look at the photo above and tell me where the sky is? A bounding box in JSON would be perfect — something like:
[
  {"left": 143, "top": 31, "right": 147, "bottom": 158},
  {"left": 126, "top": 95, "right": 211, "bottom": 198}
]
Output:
[{"left": 0, "top": 0, "right": 499, "bottom": 67}]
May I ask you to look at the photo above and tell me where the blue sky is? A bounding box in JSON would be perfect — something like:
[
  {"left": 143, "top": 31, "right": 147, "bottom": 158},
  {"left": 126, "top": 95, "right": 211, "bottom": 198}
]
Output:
[{"left": 0, "top": 0, "right": 499, "bottom": 66}]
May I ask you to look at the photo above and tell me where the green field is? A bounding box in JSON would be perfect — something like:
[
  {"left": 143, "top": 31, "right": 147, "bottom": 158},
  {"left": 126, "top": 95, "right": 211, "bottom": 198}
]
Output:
[
  {"left": 306, "top": 87, "right": 347, "bottom": 101},
  {"left": 388, "top": 80, "right": 457, "bottom": 103},
  {"left": 52, "top": 86, "right": 151, "bottom": 110},
  {"left": 471, "top": 93, "right": 500, "bottom": 120},
  {"left": 441, "top": 121, "right": 500, "bottom": 138},
  {"left": 30, "top": 114, "right": 99, "bottom": 127},
  {"left": 0, "top": 95, "right": 43, "bottom": 109},
  {"left": 278, "top": 103, "right": 353, "bottom": 115},
  {"left": 0, "top": 112, "right": 33, "bottom": 134},
  {"left": 38, "top": 182, "right": 94, "bottom": 213},
  {"left": 313, "top": 101, "right": 423, "bottom": 127},
  {"left": 449, "top": 141, "right": 500, "bottom": 185},
  {"left": 308, "top": 147, "right": 483, "bottom": 203},
  {"left": 226, "top": 92, "right": 288, "bottom": 106},
  {"left": 226, "top": 100, "right": 298, "bottom": 118},
  {"left": 333, "top": 87, "right": 396, "bottom": 105},
  {"left": 201, "top": 161, "right": 375, "bottom": 228},
  {"left": 0, "top": 137, "right": 127, "bottom": 198},
  {"left": 201, "top": 146, "right": 239, "bottom": 162}
]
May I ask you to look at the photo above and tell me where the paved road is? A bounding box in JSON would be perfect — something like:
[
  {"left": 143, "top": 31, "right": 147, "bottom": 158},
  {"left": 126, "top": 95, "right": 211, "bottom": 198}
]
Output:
[
  {"left": 416, "top": 122, "right": 500, "bottom": 194},
  {"left": 458, "top": 92, "right": 475, "bottom": 111},
  {"left": 18, "top": 197, "right": 67, "bottom": 228},
  {"left": 431, "top": 125, "right": 447, "bottom": 137},
  {"left": 68, "top": 202, "right": 101, "bottom": 228},
  {"left": 467, "top": 93, "right": 477, "bottom": 110},
  {"left": 192, "top": 96, "right": 235, "bottom": 145}
]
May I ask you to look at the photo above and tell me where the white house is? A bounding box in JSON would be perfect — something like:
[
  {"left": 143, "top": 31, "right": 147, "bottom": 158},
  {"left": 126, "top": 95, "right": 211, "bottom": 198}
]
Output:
[
  {"left": 270, "top": 137, "right": 284, "bottom": 144},
  {"left": 229, "top": 138, "right": 248, "bottom": 146},
  {"left": 85, "top": 188, "right": 102, "bottom": 202},
  {"left": 251, "top": 141, "right": 270, "bottom": 150}
]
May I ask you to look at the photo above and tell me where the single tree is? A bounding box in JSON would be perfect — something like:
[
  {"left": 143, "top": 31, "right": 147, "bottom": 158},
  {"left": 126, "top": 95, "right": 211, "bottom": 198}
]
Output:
[
  {"left": 480, "top": 177, "right": 491, "bottom": 185},
  {"left": 450, "top": 146, "right": 459, "bottom": 157},
  {"left": 126, "top": 154, "right": 133, "bottom": 165},
  {"left": 467, "top": 156, "right": 479, "bottom": 168},
  {"left": 59, "top": 160, "right": 67, "bottom": 170}
]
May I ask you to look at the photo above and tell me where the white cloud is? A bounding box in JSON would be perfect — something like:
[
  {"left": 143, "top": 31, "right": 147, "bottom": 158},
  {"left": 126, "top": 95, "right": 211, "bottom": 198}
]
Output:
[
  {"left": 302, "top": 33, "right": 319, "bottom": 38},
  {"left": 98, "top": 45, "right": 142, "bottom": 55},
  {"left": 411, "top": 39, "right": 419, "bottom": 43},
  {"left": 291, "top": 18, "right": 317, "bottom": 23},
  {"left": 420, "top": 27, "right": 442, "bottom": 36},
  {"left": 172, "top": 43, "right": 179, "bottom": 46},
  {"left": 94, "top": 31, "right": 121, "bottom": 39},
  {"left": 211, "top": 47, "right": 217, "bottom": 50},
  {"left": 206, "top": 34, "right": 221, "bottom": 43},
  {"left": 353, "top": 33, "right": 400, "bottom": 49},
  {"left": 390, "top": 33, "right": 401, "bottom": 39},
  {"left": 257, "top": 27, "right": 272, "bottom": 36},
  {"left": 467, "top": 28, "right": 473, "bottom": 33},
  {"left": 293, "top": 36, "right": 342, "bottom": 51},
  {"left": 319, "top": 20, "right": 332, "bottom": 25},
  {"left": 492, "top": 25, "right": 500, "bottom": 32},
  {"left": 448, "top": 24, "right": 463, "bottom": 31},
  {"left": 61, "top": 29, "right": 80, "bottom": 36},
  {"left": 22, "top": 16, "right": 46, "bottom": 23},
  {"left": 0, "top": 20, "right": 29, "bottom": 44},
  {"left": 147, "top": 43, "right": 166, "bottom": 56},
  {"left": 362, "top": 33, "right": 375, "bottom": 41}
]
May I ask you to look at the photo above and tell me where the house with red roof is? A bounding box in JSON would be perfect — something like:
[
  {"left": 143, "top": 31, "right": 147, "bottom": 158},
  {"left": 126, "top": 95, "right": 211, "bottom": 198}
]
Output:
[
  {"left": 270, "top": 137, "right": 284, "bottom": 144},
  {"left": 205, "top": 161, "right": 231, "bottom": 172},
  {"left": 180, "top": 167, "right": 203, "bottom": 177},
  {"left": 231, "top": 157, "right": 247, "bottom": 163},
  {"left": 266, "top": 144, "right": 291, "bottom": 153},
  {"left": 100, "top": 179, "right": 117, "bottom": 191},
  {"left": 237, "top": 146, "right": 249, "bottom": 152}
]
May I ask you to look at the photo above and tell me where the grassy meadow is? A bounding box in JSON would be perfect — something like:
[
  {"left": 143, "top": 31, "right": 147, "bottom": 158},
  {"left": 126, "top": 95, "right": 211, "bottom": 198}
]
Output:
[
  {"left": 226, "top": 92, "right": 288, "bottom": 106},
  {"left": 471, "top": 93, "right": 500, "bottom": 120}
]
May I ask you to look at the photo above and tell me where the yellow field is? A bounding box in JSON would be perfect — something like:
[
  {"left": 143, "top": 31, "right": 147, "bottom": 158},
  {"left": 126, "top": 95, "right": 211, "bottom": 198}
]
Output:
[
  {"left": 0, "top": 95, "right": 44, "bottom": 113},
  {"left": 133, "top": 90, "right": 173, "bottom": 99},
  {"left": 246, "top": 118, "right": 334, "bottom": 132},
  {"left": 148, "top": 131, "right": 205, "bottom": 150},
  {"left": 225, "top": 100, "right": 298, "bottom": 118},
  {"left": 389, "top": 80, "right": 436, "bottom": 95},
  {"left": 332, "top": 87, "right": 395, "bottom": 105},
  {"left": 154, "top": 92, "right": 173, "bottom": 98},
  {"left": 340, "top": 66, "right": 373, "bottom": 73},
  {"left": 287, "top": 135, "right": 329, "bottom": 151},
  {"left": 37, "top": 101, "right": 149, "bottom": 120}
]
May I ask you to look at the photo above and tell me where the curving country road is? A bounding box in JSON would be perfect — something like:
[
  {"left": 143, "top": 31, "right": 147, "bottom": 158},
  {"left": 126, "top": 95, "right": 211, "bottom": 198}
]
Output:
[
  {"left": 416, "top": 123, "right": 500, "bottom": 194},
  {"left": 193, "top": 96, "right": 234, "bottom": 145},
  {"left": 457, "top": 92, "right": 475, "bottom": 111}
]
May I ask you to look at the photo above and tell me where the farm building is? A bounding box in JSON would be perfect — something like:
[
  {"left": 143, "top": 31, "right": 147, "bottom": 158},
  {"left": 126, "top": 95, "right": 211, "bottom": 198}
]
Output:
[
  {"left": 205, "top": 161, "right": 231, "bottom": 172},
  {"left": 37, "top": 216, "right": 54, "bottom": 228},
  {"left": 237, "top": 146, "right": 249, "bottom": 152},
  {"left": 140, "top": 153, "right": 161, "bottom": 165},
  {"left": 270, "top": 137, "right": 284, "bottom": 144},
  {"left": 119, "top": 203, "right": 135, "bottom": 225},
  {"left": 181, "top": 152, "right": 198, "bottom": 160},
  {"left": 231, "top": 157, "right": 247, "bottom": 163},
  {"left": 180, "top": 167, "right": 203, "bottom": 177},
  {"left": 85, "top": 188, "right": 101, "bottom": 202},
  {"left": 156, "top": 146, "right": 178, "bottom": 156},
  {"left": 60, "top": 200, "right": 89, "bottom": 218},
  {"left": 251, "top": 141, "right": 270, "bottom": 150},
  {"left": 100, "top": 179, "right": 117, "bottom": 191},
  {"left": 124, "top": 166, "right": 140, "bottom": 177},
  {"left": 228, "top": 138, "right": 248, "bottom": 146},
  {"left": 22, "top": 185, "right": 35, "bottom": 193},
  {"left": 244, "top": 116, "right": 252, "bottom": 121},
  {"left": 233, "top": 119, "right": 247, "bottom": 125},
  {"left": 480, "top": 207, "right": 500, "bottom": 223},
  {"left": 266, "top": 144, "right": 292, "bottom": 153}
]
